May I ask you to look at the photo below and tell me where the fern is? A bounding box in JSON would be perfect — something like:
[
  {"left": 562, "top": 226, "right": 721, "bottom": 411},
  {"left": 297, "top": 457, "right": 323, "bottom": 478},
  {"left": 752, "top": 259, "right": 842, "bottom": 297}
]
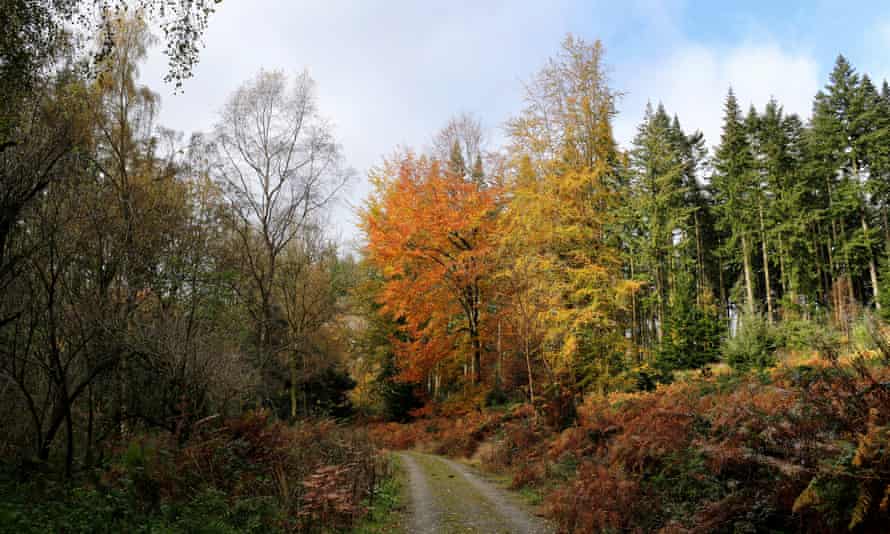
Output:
[
  {"left": 880, "top": 484, "right": 890, "bottom": 513},
  {"left": 793, "top": 477, "right": 822, "bottom": 514},
  {"left": 848, "top": 484, "right": 871, "bottom": 530}
]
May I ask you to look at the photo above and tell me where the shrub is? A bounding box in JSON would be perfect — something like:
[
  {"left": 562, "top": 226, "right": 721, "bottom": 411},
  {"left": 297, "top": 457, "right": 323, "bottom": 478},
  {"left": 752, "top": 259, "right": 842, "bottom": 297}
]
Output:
[
  {"left": 723, "top": 313, "right": 781, "bottom": 370},
  {"left": 375, "top": 355, "right": 424, "bottom": 422},
  {"left": 381, "top": 347, "right": 890, "bottom": 532},
  {"left": 546, "top": 462, "right": 646, "bottom": 533},
  {"left": 540, "top": 386, "right": 577, "bottom": 430},
  {"left": 850, "top": 313, "right": 882, "bottom": 352},
  {"left": 789, "top": 348, "right": 890, "bottom": 531},
  {"left": 510, "top": 462, "right": 546, "bottom": 489},
  {"left": 655, "top": 300, "right": 724, "bottom": 377},
  {"left": 778, "top": 317, "right": 840, "bottom": 352},
  {"left": 0, "top": 413, "right": 387, "bottom": 533},
  {"left": 484, "top": 385, "right": 509, "bottom": 407}
]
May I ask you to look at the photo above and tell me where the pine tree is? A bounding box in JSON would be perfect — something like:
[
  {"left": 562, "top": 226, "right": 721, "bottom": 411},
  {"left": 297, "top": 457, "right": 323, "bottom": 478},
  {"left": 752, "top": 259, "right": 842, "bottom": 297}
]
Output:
[
  {"left": 712, "top": 89, "right": 758, "bottom": 317},
  {"left": 672, "top": 118, "right": 721, "bottom": 312},
  {"left": 471, "top": 154, "right": 485, "bottom": 186},
  {"left": 627, "top": 103, "right": 690, "bottom": 345},
  {"left": 654, "top": 270, "right": 723, "bottom": 378},
  {"left": 869, "top": 80, "right": 890, "bottom": 247},
  {"left": 809, "top": 56, "right": 882, "bottom": 313},
  {"left": 448, "top": 138, "right": 467, "bottom": 177},
  {"left": 852, "top": 75, "right": 882, "bottom": 309},
  {"left": 746, "top": 104, "right": 778, "bottom": 323},
  {"left": 750, "top": 101, "right": 813, "bottom": 314}
]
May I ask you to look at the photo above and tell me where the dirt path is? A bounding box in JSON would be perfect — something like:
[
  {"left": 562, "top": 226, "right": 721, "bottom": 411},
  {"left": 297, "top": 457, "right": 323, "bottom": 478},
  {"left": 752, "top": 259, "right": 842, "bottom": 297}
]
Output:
[{"left": 396, "top": 451, "right": 553, "bottom": 534}]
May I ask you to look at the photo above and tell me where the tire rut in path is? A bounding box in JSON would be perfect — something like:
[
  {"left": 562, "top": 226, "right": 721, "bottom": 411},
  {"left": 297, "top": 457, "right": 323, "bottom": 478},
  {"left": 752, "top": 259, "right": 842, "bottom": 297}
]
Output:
[{"left": 397, "top": 451, "right": 552, "bottom": 534}]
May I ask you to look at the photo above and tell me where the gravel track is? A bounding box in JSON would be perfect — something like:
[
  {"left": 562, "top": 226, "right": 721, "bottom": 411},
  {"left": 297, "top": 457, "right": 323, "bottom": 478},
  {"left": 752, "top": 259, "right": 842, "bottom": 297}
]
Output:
[{"left": 397, "top": 451, "right": 553, "bottom": 534}]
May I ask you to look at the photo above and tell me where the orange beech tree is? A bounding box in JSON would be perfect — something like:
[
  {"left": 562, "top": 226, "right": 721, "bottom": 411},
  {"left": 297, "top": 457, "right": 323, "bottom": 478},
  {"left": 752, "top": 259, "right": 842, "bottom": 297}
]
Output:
[{"left": 362, "top": 154, "right": 500, "bottom": 387}]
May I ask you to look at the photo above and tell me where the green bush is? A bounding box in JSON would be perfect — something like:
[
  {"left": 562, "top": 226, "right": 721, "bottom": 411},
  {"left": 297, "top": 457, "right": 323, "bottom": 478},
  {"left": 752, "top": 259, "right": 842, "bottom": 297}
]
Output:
[
  {"left": 653, "top": 273, "right": 725, "bottom": 381},
  {"left": 654, "top": 303, "right": 724, "bottom": 378},
  {"left": 723, "top": 313, "right": 781, "bottom": 371},
  {"left": 778, "top": 317, "right": 839, "bottom": 352},
  {"left": 376, "top": 354, "right": 423, "bottom": 422},
  {"left": 849, "top": 313, "right": 883, "bottom": 352},
  {"left": 484, "top": 385, "right": 509, "bottom": 407}
]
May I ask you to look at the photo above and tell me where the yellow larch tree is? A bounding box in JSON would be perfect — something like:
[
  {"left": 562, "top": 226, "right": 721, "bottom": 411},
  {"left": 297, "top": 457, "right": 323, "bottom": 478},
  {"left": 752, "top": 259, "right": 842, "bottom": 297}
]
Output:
[{"left": 502, "top": 35, "right": 638, "bottom": 393}]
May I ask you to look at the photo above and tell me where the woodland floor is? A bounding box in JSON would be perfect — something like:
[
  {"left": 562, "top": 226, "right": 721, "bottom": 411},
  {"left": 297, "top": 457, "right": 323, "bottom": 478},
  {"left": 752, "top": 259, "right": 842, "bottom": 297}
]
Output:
[{"left": 396, "top": 451, "right": 553, "bottom": 534}]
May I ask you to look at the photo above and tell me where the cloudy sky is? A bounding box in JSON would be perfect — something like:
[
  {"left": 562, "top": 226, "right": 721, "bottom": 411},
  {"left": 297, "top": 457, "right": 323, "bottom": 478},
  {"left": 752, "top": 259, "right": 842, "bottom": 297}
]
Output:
[{"left": 140, "top": 0, "right": 890, "bottom": 246}]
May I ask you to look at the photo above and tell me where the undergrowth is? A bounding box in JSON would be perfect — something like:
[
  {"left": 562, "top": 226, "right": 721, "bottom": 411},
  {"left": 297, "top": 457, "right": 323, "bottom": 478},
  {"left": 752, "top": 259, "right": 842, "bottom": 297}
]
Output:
[
  {"left": 370, "top": 342, "right": 890, "bottom": 532},
  {"left": 349, "top": 453, "right": 407, "bottom": 534},
  {"left": 0, "top": 413, "right": 390, "bottom": 533}
]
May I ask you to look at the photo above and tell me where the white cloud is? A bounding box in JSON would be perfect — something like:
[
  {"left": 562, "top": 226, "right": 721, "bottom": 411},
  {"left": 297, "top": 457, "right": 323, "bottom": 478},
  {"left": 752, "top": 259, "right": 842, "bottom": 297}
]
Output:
[
  {"left": 616, "top": 43, "right": 820, "bottom": 150},
  {"left": 140, "top": 0, "right": 576, "bottom": 247},
  {"left": 137, "top": 2, "right": 822, "bottom": 244}
]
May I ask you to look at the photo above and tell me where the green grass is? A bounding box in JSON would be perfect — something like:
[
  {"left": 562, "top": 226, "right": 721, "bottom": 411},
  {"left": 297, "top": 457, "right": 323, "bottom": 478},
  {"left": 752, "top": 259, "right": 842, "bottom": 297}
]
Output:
[
  {"left": 516, "top": 485, "right": 544, "bottom": 506},
  {"left": 350, "top": 454, "right": 407, "bottom": 534},
  {"left": 455, "top": 456, "right": 547, "bottom": 509}
]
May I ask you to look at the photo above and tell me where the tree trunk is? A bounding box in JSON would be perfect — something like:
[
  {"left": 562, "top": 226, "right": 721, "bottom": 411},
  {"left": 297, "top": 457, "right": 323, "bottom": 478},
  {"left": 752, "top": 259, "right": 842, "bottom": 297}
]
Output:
[
  {"left": 630, "top": 284, "right": 639, "bottom": 360},
  {"left": 524, "top": 330, "right": 535, "bottom": 404},
  {"left": 719, "top": 258, "right": 727, "bottom": 320},
  {"left": 655, "top": 260, "right": 665, "bottom": 345},
  {"left": 84, "top": 384, "right": 94, "bottom": 466},
  {"left": 883, "top": 204, "right": 890, "bottom": 249},
  {"left": 496, "top": 318, "right": 502, "bottom": 386},
  {"left": 862, "top": 212, "right": 881, "bottom": 309},
  {"left": 777, "top": 235, "right": 788, "bottom": 298},
  {"left": 290, "top": 352, "right": 299, "bottom": 420},
  {"left": 64, "top": 403, "right": 74, "bottom": 478},
  {"left": 694, "top": 211, "right": 705, "bottom": 307},
  {"left": 470, "top": 351, "right": 475, "bottom": 383},
  {"left": 759, "top": 204, "right": 774, "bottom": 323},
  {"left": 741, "top": 235, "right": 755, "bottom": 316},
  {"left": 471, "top": 327, "right": 482, "bottom": 384},
  {"left": 629, "top": 255, "right": 640, "bottom": 359},
  {"left": 38, "top": 402, "right": 67, "bottom": 464},
  {"left": 469, "top": 287, "right": 482, "bottom": 384}
]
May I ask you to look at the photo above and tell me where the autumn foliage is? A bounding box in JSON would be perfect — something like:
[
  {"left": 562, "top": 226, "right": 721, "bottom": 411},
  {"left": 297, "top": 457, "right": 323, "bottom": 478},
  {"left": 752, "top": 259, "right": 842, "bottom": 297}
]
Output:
[
  {"left": 369, "top": 346, "right": 890, "bottom": 532},
  {"left": 356, "top": 34, "right": 890, "bottom": 534},
  {"left": 363, "top": 154, "right": 500, "bottom": 385}
]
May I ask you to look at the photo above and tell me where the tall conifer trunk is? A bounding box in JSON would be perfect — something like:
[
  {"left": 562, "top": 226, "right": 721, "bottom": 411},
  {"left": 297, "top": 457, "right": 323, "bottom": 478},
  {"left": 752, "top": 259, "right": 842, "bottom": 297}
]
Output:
[
  {"left": 759, "top": 203, "right": 774, "bottom": 323},
  {"left": 862, "top": 212, "right": 881, "bottom": 309},
  {"left": 694, "top": 211, "right": 705, "bottom": 307},
  {"left": 883, "top": 205, "right": 890, "bottom": 247},
  {"left": 741, "top": 235, "right": 756, "bottom": 316}
]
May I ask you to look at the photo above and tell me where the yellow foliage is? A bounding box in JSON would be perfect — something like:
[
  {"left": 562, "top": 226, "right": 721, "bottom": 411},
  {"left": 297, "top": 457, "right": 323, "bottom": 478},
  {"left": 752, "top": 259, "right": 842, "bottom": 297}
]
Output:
[
  {"left": 849, "top": 484, "right": 871, "bottom": 530},
  {"left": 499, "top": 36, "right": 635, "bottom": 390},
  {"left": 880, "top": 485, "right": 890, "bottom": 512}
]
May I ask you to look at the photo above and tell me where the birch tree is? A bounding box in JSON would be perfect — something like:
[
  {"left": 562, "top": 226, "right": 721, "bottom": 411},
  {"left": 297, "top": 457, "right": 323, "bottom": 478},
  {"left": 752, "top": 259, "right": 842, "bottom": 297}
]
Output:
[{"left": 214, "top": 69, "right": 350, "bottom": 389}]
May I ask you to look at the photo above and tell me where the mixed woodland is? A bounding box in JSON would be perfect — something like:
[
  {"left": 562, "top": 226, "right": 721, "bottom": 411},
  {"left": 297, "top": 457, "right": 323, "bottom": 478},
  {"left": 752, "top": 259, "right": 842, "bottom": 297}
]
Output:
[{"left": 2, "top": 2, "right": 890, "bottom": 532}]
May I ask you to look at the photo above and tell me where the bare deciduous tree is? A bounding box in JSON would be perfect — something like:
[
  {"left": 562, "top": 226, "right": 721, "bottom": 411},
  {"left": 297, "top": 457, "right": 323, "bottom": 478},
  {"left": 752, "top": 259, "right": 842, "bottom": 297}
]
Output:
[
  {"left": 276, "top": 227, "right": 340, "bottom": 419},
  {"left": 431, "top": 112, "right": 487, "bottom": 182},
  {"left": 213, "top": 69, "right": 351, "bottom": 383}
]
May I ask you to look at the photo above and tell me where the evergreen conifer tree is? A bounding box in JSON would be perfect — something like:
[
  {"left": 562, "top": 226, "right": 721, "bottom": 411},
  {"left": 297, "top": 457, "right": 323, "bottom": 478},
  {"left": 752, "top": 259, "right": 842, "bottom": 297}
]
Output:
[{"left": 712, "top": 89, "right": 758, "bottom": 316}]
